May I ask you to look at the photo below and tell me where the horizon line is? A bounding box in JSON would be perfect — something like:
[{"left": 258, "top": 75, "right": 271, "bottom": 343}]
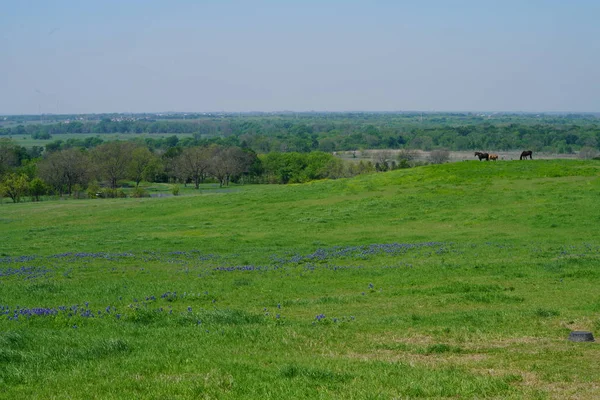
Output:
[{"left": 2, "top": 110, "right": 600, "bottom": 117}]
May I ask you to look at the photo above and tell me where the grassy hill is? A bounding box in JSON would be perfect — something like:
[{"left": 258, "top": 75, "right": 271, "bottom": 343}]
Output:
[{"left": 1, "top": 159, "right": 600, "bottom": 399}]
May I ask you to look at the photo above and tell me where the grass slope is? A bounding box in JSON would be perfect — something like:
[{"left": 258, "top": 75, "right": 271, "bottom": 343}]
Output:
[{"left": 1, "top": 159, "right": 600, "bottom": 399}]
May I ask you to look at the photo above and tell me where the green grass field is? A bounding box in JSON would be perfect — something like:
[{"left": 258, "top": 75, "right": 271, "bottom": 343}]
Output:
[{"left": 1, "top": 160, "right": 600, "bottom": 399}]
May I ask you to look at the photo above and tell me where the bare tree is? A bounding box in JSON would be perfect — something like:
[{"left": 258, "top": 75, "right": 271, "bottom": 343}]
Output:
[
  {"left": 38, "top": 148, "right": 91, "bottom": 195},
  {"left": 373, "top": 150, "right": 391, "bottom": 165},
  {"left": 396, "top": 149, "right": 419, "bottom": 168},
  {"left": 373, "top": 150, "right": 392, "bottom": 171},
  {"left": 177, "top": 146, "right": 211, "bottom": 189},
  {"left": 578, "top": 146, "right": 599, "bottom": 160},
  {"left": 428, "top": 149, "right": 450, "bottom": 164},
  {"left": 208, "top": 146, "right": 253, "bottom": 187},
  {"left": 92, "top": 142, "right": 136, "bottom": 189}
]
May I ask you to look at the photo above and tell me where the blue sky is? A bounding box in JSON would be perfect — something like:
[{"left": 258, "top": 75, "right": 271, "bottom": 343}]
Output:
[{"left": 1, "top": 0, "right": 599, "bottom": 114}]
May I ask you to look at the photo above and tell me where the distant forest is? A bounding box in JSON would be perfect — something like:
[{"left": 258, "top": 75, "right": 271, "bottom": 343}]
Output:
[
  {"left": 2, "top": 112, "right": 600, "bottom": 201},
  {"left": 1, "top": 112, "right": 599, "bottom": 154}
]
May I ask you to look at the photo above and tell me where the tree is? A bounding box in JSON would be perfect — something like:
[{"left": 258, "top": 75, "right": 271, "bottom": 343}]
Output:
[
  {"left": 127, "top": 146, "right": 160, "bottom": 187},
  {"left": 428, "top": 149, "right": 450, "bottom": 164},
  {"left": 177, "top": 146, "right": 211, "bottom": 189},
  {"left": 208, "top": 146, "right": 253, "bottom": 187},
  {"left": 92, "top": 142, "right": 136, "bottom": 189},
  {"left": 28, "top": 178, "right": 48, "bottom": 201},
  {"left": 397, "top": 149, "right": 419, "bottom": 168},
  {"left": 578, "top": 146, "right": 599, "bottom": 160},
  {"left": 38, "top": 148, "right": 91, "bottom": 195},
  {"left": 0, "top": 173, "right": 29, "bottom": 203},
  {"left": 0, "top": 138, "right": 18, "bottom": 177},
  {"left": 411, "top": 135, "right": 434, "bottom": 151},
  {"left": 373, "top": 150, "right": 392, "bottom": 171}
]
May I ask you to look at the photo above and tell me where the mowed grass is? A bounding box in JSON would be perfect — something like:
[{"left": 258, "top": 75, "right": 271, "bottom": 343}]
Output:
[{"left": 1, "top": 159, "right": 600, "bottom": 399}]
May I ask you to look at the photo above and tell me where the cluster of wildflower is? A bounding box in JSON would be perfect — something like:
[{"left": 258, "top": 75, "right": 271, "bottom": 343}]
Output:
[
  {"left": 3, "top": 303, "right": 118, "bottom": 321},
  {"left": 1, "top": 250, "right": 217, "bottom": 269},
  {"left": 0, "top": 255, "right": 38, "bottom": 264},
  {"left": 273, "top": 242, "right": 447, "bottom": 265},
  {"left": 558, "top": 243, "right": 600, "bottom": 258},
  {"left": 0, "top": 266, "right": 51, "bottom": 279},
  {"left": 48, "top": 252, "right": 134, "bottom": 260},
  {"left": 160, "top": 291, "right": 179, "bottom": 301},
  {"left": 213, "top": 265, "right": 270, "bottom": 272},
  {"left": 140, "top": 250, "right": 217, "bottom": 264},
  {"left": 2, "top": 305, "right": 58, "bottom": 319},
  {"left": 313, "top": 313, "right": 355, "bottom": 325},
  {"left": 159, "top": 291, "right": 213, "bottom": 302}
]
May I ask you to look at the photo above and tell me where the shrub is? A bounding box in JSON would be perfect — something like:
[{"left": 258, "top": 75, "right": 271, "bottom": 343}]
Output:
[
  {"left": 87, "top": 183, "right": 101, "bottom": 199},
  {"left": 397, "top": 149, "right": 419, "bottom": 168},
  {"left": 100, "top": 188, "right": 120, "bottom": 198},
  {"left": 131, "top": 187, "right": 149, "bottom": 198},
  {"left": 172, "top": 185, "right": 180, "bottom": 196},
  {"left": 72, "top": 184, "right": 86, "bottom": 199}
]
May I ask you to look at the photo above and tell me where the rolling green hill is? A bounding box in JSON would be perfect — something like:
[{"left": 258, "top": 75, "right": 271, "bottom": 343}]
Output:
[
  {"left": 2, "top": 159, "right": 599, "bottom": 256},
  {"left": 1, "top": 159, "right": 599, "bottom": 399}
]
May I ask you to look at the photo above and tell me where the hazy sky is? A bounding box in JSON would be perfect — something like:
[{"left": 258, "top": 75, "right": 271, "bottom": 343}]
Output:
[{"left": 2, "top": 0, "right": 599, "bottom": 114}]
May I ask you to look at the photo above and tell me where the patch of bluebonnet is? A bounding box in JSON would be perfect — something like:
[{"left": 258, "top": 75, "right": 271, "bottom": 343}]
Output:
[
  {"left": 3, "top": 302, "right": 115, "bottom": 321},
  {"left": 272, "top": 242, "right": 447, "bottom": 265},
  {"left": 0, "top": 266, "right": 51, "bottom": 279}
]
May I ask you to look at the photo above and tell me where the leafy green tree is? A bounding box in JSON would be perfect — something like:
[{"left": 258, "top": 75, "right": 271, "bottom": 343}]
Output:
[
  {"left": 28, "top": 178, "right": 48, "bottom": 201},
  {"left": 128, "top": 146, "right": 161, "bottom": 187},
  {"left": 45, "top": 140, "right": 64, "bottom": 153},
  {"left": 304, "top": 152, "right": 336, "bottom": 181},
  {"left": 0, "top": 173, "right": 29, "bottom": 203},
  {"left": 159, "top": 146, "right": 183, "bottom": 183},
  {"left": 0, "top": 138, "right": 18, "bottom": 176}
]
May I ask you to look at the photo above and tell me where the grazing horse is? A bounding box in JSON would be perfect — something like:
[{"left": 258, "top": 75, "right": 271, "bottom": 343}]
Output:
[
  {"left": 520, "top": 150, "right": 533, "bottom": 160},
  {"left": 474, "top": 151, "right": 489, "bottom": 161},
  {"left": 489, "top": 154, "right": 498, "bottom": 161}
]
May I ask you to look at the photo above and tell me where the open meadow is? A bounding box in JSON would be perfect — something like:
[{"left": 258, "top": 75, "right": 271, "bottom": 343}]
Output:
[{"left": 1, "top": 159, "right": 600, "bottom": 399}]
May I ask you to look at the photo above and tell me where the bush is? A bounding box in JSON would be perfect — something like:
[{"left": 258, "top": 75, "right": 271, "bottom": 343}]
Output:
[
  {"left": 131, "top": 187, "right": 149, "bottom": 198},
  {"left": 99, "top": 188, "right": 121, "bottom": 198},
  {"left": 87, "top": 183, "right": 101, "bottom": 199},
  {"left": 397, "top": 149, "right": 419, "bottom": 168},
  {"left": 72, "top": 184, "right": 86, "bottom": 199},
  {"left": 172, "top": 185, "right": 180, "bottom": 196}
]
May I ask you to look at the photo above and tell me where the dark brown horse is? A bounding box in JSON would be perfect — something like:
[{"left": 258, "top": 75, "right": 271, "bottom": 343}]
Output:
[
  {"left": 520, "top": 150, "right": 533, "bottom": 160},
  {"left": 474, "top": 151, "right": 489, "bottom": 161}
]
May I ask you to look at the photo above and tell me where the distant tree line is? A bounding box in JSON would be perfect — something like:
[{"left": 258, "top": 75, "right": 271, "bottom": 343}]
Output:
[
  {"left": 0, "top": 138, "right": 377, "bottom": 202},
  {"left": 2, "top": 113, "right": 600, "bottom": 154}
]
